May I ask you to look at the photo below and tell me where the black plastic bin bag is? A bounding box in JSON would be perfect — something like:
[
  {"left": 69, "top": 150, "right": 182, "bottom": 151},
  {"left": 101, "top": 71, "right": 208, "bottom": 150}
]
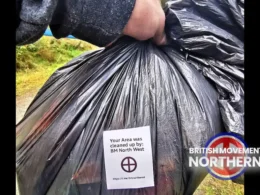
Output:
[
  {"left": 17, "top": 38, "right": 223, "bottom": 195},
  {"left": 16, "top": 0, "right": 244, "bottom": 194}
]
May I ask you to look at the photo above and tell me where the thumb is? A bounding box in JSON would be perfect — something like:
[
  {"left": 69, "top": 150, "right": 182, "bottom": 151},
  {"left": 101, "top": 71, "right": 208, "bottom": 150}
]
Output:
[
  {"left": 153, "top": 31, "right": 167, "bottom": 46},
  {"left": 152, "top": 11, "right": 167, "bottom": 45}
]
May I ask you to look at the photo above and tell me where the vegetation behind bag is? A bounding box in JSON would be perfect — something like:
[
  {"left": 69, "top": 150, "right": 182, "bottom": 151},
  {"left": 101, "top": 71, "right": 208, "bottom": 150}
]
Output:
[{"left": 16, "top": 0, "right": 244, "bottom": 195}]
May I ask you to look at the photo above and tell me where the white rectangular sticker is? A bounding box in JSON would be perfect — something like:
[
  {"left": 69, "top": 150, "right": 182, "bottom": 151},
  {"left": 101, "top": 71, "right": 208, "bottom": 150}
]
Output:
[{"left": 103, "top": 126, "right": 154, "bottom": 189}]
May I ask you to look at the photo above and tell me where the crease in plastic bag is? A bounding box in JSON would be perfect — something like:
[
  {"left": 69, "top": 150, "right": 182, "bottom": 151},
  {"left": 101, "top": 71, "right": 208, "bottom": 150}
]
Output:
[{"left": 16, "top": 0, "right": 244, "bottom": 194}]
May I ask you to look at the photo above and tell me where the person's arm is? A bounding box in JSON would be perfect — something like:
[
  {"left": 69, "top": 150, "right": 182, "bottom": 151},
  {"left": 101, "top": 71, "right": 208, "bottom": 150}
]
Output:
[{"left": 16, "top": 0, "right": 166, "bottom": 47}]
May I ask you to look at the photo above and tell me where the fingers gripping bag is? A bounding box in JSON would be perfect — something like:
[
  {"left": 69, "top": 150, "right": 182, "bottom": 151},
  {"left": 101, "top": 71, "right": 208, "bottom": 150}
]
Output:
[{"left": 16, "top": 0, "right": 244, "bottom": 195}]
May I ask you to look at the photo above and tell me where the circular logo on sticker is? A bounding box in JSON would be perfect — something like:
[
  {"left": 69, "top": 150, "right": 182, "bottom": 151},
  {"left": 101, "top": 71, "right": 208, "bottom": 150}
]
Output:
[{"left": 121, "top": 157, "right": 137, "bottom": 173}]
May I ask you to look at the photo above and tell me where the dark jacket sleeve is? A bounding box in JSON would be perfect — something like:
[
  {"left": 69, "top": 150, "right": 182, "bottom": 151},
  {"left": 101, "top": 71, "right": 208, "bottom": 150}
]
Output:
[{"left": 16, "top": 0, "right": 136, "bottom": 47}]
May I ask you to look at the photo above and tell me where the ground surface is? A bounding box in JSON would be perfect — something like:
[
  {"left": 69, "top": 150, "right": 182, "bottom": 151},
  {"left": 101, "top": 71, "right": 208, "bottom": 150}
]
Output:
[{"left": 16, "top": 90, "right": 37, "bottom": 123}]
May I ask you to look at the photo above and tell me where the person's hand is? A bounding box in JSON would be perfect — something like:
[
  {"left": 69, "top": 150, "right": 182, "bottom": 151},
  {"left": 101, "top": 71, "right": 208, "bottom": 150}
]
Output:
[{"left": 123, "top": 0, "right": 167, "bottom": 45}]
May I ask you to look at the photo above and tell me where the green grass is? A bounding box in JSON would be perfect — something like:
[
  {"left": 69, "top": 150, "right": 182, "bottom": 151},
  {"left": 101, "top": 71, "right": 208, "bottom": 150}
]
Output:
[
  {"left": 16, "top": 36, "right": 98, "bottom": 97},
  {"left": 195, "top": 174, "right": 244, "bottom": 195}
]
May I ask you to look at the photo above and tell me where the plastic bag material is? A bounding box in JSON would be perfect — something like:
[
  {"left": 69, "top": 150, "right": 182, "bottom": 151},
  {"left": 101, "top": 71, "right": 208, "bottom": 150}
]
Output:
[
  {"left": 16, "top": 38, "right": 223, "bottom": 195},
  {"left": 16, "top": 0, "right": 244, "bottom": 194},
  {"left": 164, "top": 0, "right": 244, "bottom": 136}
]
